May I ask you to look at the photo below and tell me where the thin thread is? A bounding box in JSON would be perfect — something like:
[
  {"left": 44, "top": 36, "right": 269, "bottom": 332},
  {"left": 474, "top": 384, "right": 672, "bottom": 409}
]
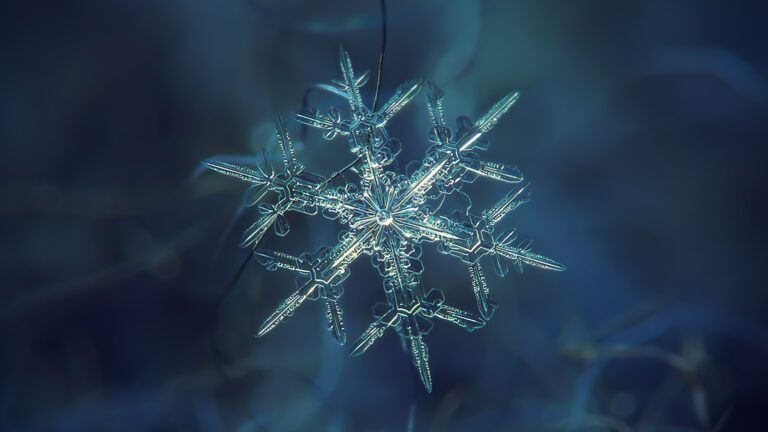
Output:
[
  {"left": 212, "top": 237, "right": 263, "bottom": 363},
  {"left": 371, "top": 0, "right": 387, "bottom": 112},
  {"left": 299, "top": 86, "right": 316, "bottom": 143},
  {"left": 322, "top": 155, "right": 363, "bottom": 188}
]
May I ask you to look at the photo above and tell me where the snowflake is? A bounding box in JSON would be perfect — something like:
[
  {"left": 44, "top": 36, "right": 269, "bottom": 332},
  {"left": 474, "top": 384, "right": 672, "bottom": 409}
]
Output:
[{"left": 202, "top": 46, "right": 564, "bottom": 392}]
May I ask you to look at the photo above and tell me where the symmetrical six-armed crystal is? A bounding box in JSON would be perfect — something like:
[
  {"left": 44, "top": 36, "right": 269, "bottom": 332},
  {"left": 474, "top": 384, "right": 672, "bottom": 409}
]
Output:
[{"left": 202, "top": 46, "right": 564, "bottom": 392}]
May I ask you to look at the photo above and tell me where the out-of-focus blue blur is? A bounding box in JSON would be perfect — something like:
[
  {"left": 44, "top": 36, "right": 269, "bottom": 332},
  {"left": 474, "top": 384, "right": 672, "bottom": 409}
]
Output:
[{"left": 2, "top": 0, "right": 767, "bottom": 430}]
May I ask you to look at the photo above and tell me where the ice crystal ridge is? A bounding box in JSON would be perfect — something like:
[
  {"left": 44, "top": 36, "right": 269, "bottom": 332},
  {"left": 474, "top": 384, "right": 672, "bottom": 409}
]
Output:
[{"left": 202, "top": 47, "right": 564, "bottom": 392}]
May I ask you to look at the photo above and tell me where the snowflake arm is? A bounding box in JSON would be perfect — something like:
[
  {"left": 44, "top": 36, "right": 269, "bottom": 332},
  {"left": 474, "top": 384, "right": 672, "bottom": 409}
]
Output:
[
  {"left": 252, "top": 249, "right": 345, "bottom": 343},
  {"left": 254, "top": 225, "right": 377, "bottom": 341},
  {"left": 393, "top": 90, "right": 520, "bottom": 208},
  {"left": 350, "top": 236, "right": 484, "bottom": 392},
  {"left": 202, "top": 124, "right": 369, "bottom": 246}
]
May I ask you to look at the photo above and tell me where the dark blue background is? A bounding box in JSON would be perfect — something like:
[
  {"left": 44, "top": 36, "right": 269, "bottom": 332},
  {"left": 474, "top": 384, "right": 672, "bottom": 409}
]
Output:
[{"left": 2, "top": 0, "right": 767, "bottom": 430}]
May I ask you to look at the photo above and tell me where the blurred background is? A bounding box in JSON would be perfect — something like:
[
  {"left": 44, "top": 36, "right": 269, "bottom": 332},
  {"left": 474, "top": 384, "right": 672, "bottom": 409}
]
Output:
[{"left": 2, "top": 0, "right": 767, "bottom": 430}]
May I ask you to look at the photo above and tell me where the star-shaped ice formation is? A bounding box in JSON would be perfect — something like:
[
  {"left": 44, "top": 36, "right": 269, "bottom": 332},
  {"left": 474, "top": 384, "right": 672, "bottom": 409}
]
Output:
[{"left": 202, "top": 46, "right": 564, "bottom": 392}]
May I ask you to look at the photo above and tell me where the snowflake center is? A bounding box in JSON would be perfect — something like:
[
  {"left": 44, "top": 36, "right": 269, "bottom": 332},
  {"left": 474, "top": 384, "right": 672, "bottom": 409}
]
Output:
[{"left": 375, "top": 210, "right": 394, "bottom": 226}]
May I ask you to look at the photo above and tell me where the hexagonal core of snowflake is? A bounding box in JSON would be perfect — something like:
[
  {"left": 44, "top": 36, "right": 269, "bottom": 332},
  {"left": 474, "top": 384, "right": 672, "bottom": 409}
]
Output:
[{"left": 201, "top": 46, "right": 564, "bottom": 392}]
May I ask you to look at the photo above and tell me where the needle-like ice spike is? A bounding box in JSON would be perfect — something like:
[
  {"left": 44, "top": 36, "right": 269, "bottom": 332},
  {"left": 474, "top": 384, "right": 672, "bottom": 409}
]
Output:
[
  {"left": 274, "top": 113, "right": 301, "bottom": 173},
  {"left": 495, "top": 244, "right": 566, "bottom": 272},
  {"left": 375, "top": 79, "right": 423, "bottom": 126},
  {"left": 326, "top": 298, "right": 346, "bottom": 345},
  {"left": 403, "top": 317, "right": 432, "bottom": 393},
  {"left": 431, "top": 304, "right": 485, "bottom": 332},
  {"left": 482, "top": 183, "right": 530, "bottom": 227},
  {"left": 350, "top": 309, "right": 399, "bottom": 356},
  {"left": 253, "top": 250, "right": 310, "bottom": 275},
  {"left": 469, "top": 261, "right": 497, "bottom": 320},
  {"left": 338, "top": 45, "right": 364, "bottom": 112},
  {"left": 457, "top": 91, "right": 519, "bottom": 151},
  {"left": 464, "top": 161, "right": 523, "bottom": 184},
  {"left": 256, "top": 280, "right": 318, "bottom": 338},
  {"left": 240, "top": 212, "right": 278, "bottom": 248},
  {"left": 202, "top": 160, "right": 268, "bottom": 184},
  {"left": 474, "top": 91, "right": 520, "bottom": 134}
]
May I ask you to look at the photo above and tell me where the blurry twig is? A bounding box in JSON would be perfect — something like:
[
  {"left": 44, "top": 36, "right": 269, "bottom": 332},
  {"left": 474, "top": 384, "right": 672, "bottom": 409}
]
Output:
[
  {"left": 589, "top": 297, "right": 669, "bottom": 342},
  {"left": 554, "top": 412, "right": 634, "bottom": 432},
  {"left": 644, "top": 46, "right": 768, "bottom": 104},
  {"left": 0, "top": 184, "right": 218, "bottom": 218},
  {"left": 407, "top": 399, "right": 416, "bottom": 432},
  {"left": 0, "top": 223, "right": 209, "bottom": 319},
  {"left": 429, "top": 389, "right": 464, "bottom": 432},
  {"left": 563, "top": 339, "right": 713, "bottom": 431},
  {"left": 438, "top": 44, "right": 478, "bottom": 89}
]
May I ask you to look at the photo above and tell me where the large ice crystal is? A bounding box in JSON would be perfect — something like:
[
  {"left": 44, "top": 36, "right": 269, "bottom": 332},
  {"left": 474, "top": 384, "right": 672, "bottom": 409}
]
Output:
[{"left": 202, "top": 46, "right": 564, "bottom": 392}]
